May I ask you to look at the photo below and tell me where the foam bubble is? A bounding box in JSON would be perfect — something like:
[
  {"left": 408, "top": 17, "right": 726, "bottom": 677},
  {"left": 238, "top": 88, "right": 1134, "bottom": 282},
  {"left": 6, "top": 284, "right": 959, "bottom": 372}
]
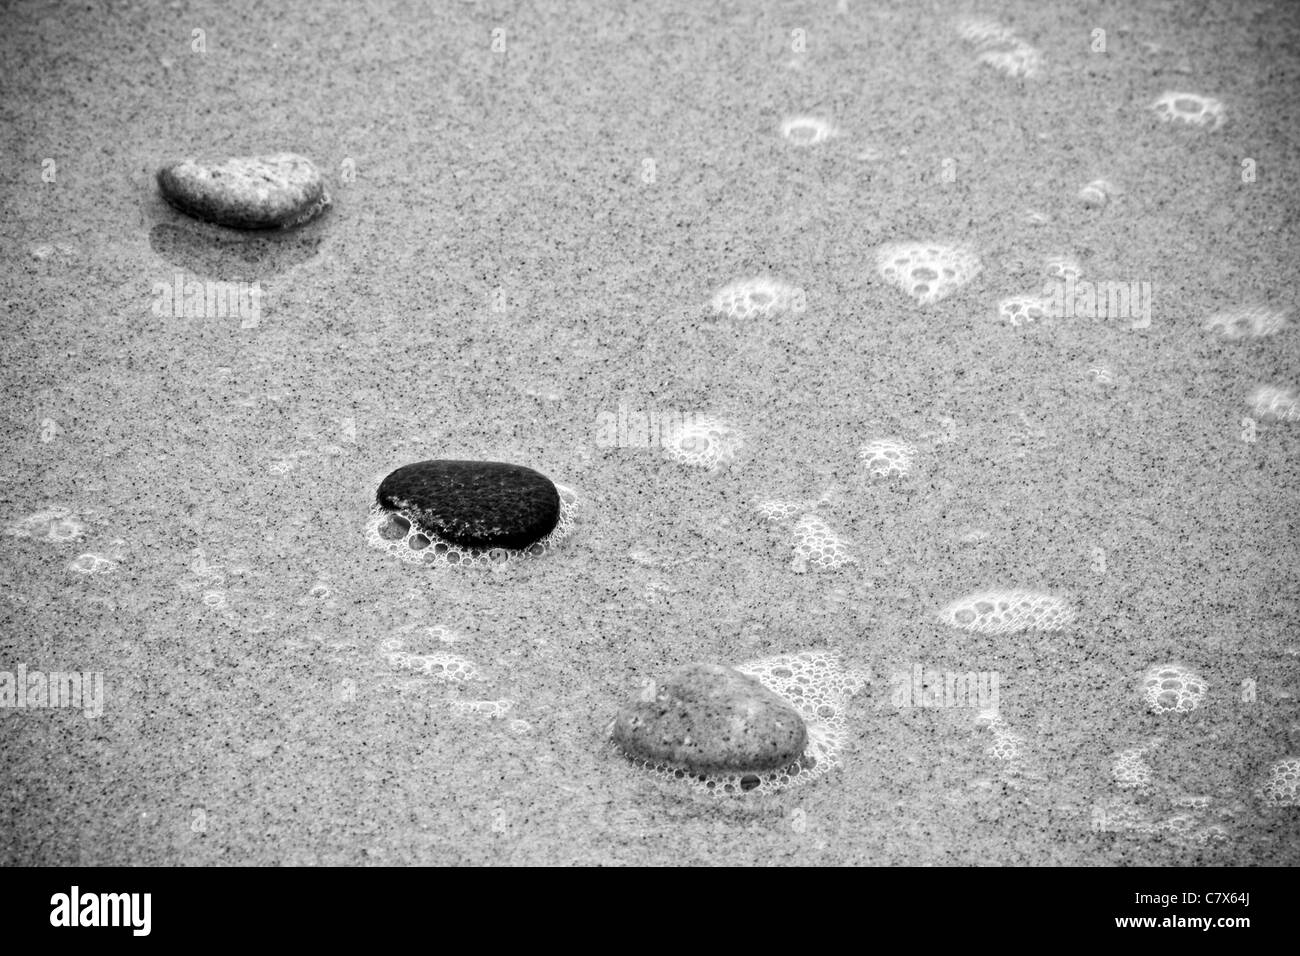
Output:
[
  {"left": 954, "top": 17, "right": 1042, "bottom": 78},
  {"left": 985, "top": 718, "right": 1026, "bottom": 763},
  {"left": 1094, "top": 797, "right": 1154, "bottom": 834},
  {"left": 979, "top": 713, "right": 1047, "bottom": 779},
  {"left": 1247, "top": 384, "right": 1300, "bottom": 421},
  {"left": 621, "top": 650, "right": 868, "bottom": 796},
  {"left": 1043, "top": 255, "right": 1083, "bottom": 280},
  {"left": 875, "top": 242, "right": 982, "bottom": 305},
  {"left": 427, "top": 624, "right": 460, "bottom": 644},
  {"left": 4, "top": 507, "right": 85, "bottom": 542},
  {"left": 1151, "top": 91, "right": 1226, "bottom": 130},
  {"left": 29, "top": 240, "right": 80, "bottom": 262},
  {"left": 779, "top": 116, "right": 837, "bottom": 147},
  {"left": 1078, "top": 179, "right": 1116, "bottom": 207},
  {"left": 1205, "top": 305, "right": 1289, "bottom": 340},
  {"left": 366, "top": 483, "right": 579, "bottom": 568},
  {"left": 1255, "top": 756, "right": 1300, "bottom": 807},
  {"left": 753, "top": 499, "right": 808, "bottom": 523},
  {"left": 790, "top": 514, "right": 855, "bottom": 571},
  {"left": 1092, "top": 792, "right": 1232, "bottom": 842},
  {"left": 1112, "top": 743, "right": 1158, "bottom": 789},
  {"left": 978, "top": 44, "right": 1042, "bottom": 78},
  {"left": 662, "top": 417, "right": 743, "bottom": 472},
  {"left": 388, "top": 649, "right": 481, "bottom": 682},
  {"left": 955, "top": 17, "right": 1019, "bottom": 47},
  {"left": 998, "top": 294, "right": 1049, "bottom": 327},
  {"left": 939, "top": 589, "right": 1077, "bottom": 634},
  {"left": 711, "top": 277, "right": 803, "bottom": 320},
  {"left": 1139, "top": 664, "right": 1207, "bottom": 714},
  {"left": 382, "top": 627, "right": 478, "bottom": 680},
  {"left": 859, "top": 438, "right": 916, "bottom": 477},
  {"left": 448, "top": 698, "right": 514, "bottom": 719},
  {"left": 70, "top": 553, "right": 117, "bottom": 574}
]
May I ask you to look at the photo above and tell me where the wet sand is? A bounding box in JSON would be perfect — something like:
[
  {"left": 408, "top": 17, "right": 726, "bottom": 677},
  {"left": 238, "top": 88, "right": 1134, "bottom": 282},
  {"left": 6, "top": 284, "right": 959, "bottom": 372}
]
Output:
[{"left": 2, "top": 0, "right": 1299, "bottom": 864}]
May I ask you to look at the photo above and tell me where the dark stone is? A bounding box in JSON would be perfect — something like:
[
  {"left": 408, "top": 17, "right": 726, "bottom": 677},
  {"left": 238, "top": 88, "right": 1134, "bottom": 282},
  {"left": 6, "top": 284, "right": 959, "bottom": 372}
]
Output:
[
  {"left": 613, "top": 663, "right": 808, "bottom": 773},
  {"left": 376, "top": 460, "right": 561, "bottom": 550},
  {"left": 156, "top": 154, "right": 330, "bottom": 230}
]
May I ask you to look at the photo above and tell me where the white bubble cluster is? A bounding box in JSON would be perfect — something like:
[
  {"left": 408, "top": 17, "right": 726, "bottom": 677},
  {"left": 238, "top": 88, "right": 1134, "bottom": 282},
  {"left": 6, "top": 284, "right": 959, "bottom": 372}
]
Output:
[
  {"left": 366, "top": 484, "right": 579, "bottom": 569},
  {"left": 1093, "top": 797, "right": 1228, "bottom": 840},
  {"left": 381, "top": 634, "right": 480, "bottom": 681},
  {"left": 753, "top": 499, "right": 808, "bottom": 523},
  {"left": 30, "top": 241, "right": 81, "bottom": 261},
  {"left": 1150, "top": 91, "right": 1226, "bottom": 130},
  {"left": 977, "top": 710, "right": 1051, "bottom": 780},
  {"left": 791, "top": 514, "right": 855, "bottom": 571},
  {"left": 955, "top": 18, "right": 1018, "bottom": 47},
  {"left": 875, "top": 242, "right": 982, "bottom": 305},
  {"left": 4, "top": 507, "right": 85, "bottom": 542},
  {"left": 1255, "top": 756, "right": 1300, "bottom": 807},
  {"left": 1043, "top": 255, "right": 1083, "bottom": 280},
  {"left": 623, "top": 651, "right": 869, "bottom": 797},
  {"left": 448, "top": 698, "right": 514, "bottom": 719},
  {"left": 939, "top": 589, "right": 1076, "bottom": 634},
  {"left": 426, "top": 624, "right": 460, "bottom": 644},
  {"left": 1140, "top": 664, "right": 1206, "bottom": 714},
  {"left": 1205, "top": 305, "right": 1289, "bottom": 340},
  {"left": 979, "top": 44, "right": 1043, "bottom": 79},
  {"left": 1112, "top": 745, "right": 1157, "bottom": 789},
  {"left": 985, "top": 718, "right": 1026, "bottom": 763},
  {"left": 712, "top": 277, "right": 804, "bottom": 320},
  {"left": 662, "top": 417, "right": 744, "bottom": 472},
  {"left": 859, "top": 438, "right": 916, "bottom": 477},
  {"left": 70, "top": 553, "right": 117, "bottom": 574},
  {"left": 955, "top": 17, "right": 1042, "bottom": 78},
  {"left": 392, "top": 650, "right": 480, "bottom": 682},
  {"left": 998, "top": 256, "right": 1084, "bottom": 326},
  {"left": 1247, "top": 385, "right": 1300, "bottom": 421},
  {"left": 998, "top": 294, "right": 1050, "bottom": 327}
]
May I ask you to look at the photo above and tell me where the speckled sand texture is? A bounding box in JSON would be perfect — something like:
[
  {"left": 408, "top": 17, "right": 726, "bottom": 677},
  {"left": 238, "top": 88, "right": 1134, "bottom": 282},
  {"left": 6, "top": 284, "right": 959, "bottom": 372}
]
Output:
[{"left": 2, "top": 0, "right": 1299, "bottom": 865}]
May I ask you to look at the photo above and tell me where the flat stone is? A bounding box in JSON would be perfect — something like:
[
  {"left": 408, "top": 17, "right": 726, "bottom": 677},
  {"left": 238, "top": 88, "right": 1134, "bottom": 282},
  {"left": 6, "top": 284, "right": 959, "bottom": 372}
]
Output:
[
  {"left": 613, "top": 663, "right": 808, "bottom": 772},
  {"left": 376, "top": 460, "right": 561, "bottom": 550},
  {"left": 157, "top": 153, "right": 330, "bottom": 230}
]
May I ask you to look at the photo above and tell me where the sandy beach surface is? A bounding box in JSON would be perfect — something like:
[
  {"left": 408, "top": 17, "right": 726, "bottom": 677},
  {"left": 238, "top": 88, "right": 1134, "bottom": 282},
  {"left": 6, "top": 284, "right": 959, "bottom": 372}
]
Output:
[{"left": 2, "top": 0, "right": 1299, "bottom": 865}]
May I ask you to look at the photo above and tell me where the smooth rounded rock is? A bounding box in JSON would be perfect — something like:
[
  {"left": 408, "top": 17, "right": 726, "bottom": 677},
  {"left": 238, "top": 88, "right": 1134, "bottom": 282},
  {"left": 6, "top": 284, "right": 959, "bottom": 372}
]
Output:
[
  {"left": 156, "top": 153, "right": 330, "bottom": 230},
  {"left": 613, "top": 663, "right": 808, "bottom": 772},
  {"left": 376, "top": 460, "right": 561, "bottom": 550}
]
